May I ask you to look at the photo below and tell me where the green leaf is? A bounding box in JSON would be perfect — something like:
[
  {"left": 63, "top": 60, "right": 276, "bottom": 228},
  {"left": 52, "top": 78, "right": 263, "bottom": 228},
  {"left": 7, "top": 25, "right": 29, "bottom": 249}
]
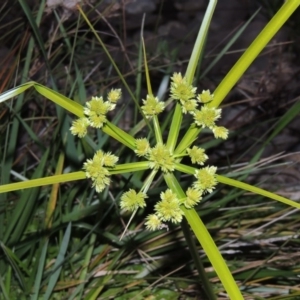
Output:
[
  {"left": 0, "top": 242, "right": 28, "bottom": 292},
  {"left": 163, "top": 173, "right": 243, "bottom": 299},
  {"left": 33, "top": 84, "right": 84, "bottom": 117},
  {"left": 182, "top": 207, "right": 243, "bottom": 300},
  {"left": 217, "top": 175, "right": 300, "bottom": 209},
  {"left": 185, "top": 0, "right": 217, "bottom": 84},
  {"left": 3, "top": 149, "right": 50, "bottom": 244},
  {"left": 174, "top": 124, "right": 200, "bottom": 157},
  {"left": 0, "top": 272, "right": 10, "bottom": 300},
  {"left": 0, "top": 82, "right": 34, "bottom": 103},
  {"left": 102, "top": 121, "right": 136, "bottom": 150},
  {"left": 110, "top": 162, "right": 149, "bottom": 174},
  {"left": 18, "top": 0, "right": 54, "bottom": 86},
  {"left": 0, "top": 172, "right": 85, "bottom": 194},
  {"left": 31, "top": 239, "right": 49, "bottom": 300},
  {"left": 166, "top": 103, "right": 182, "bottom": 152},
  {"left": 43, "top": 223, "right": 72, "bottom": 300}
]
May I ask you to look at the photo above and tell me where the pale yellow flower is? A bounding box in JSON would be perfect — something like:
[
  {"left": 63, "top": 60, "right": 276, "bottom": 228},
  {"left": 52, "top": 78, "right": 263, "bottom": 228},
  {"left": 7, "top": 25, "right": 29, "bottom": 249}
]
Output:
[
  {"left": 120, "top": 189, "right": 147, "bottom": 211},
  {"left": 142, "top": 95, "right": 165, "bottom": 118},
  {"left": 187, "top": 146, "right": 208, "bottom": 165},
  {"left": 193, "top": 166, "right": 218, "bottom": 194},
  {"left": 70, "top": 117, "right": 90, "bottom": 138},
  {"left": 148, "top": 143, "right": 175, "bottom": 172}
]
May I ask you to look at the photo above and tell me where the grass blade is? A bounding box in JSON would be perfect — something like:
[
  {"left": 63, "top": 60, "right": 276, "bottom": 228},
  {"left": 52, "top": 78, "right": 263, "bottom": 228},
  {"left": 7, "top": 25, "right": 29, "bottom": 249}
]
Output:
[
  {"left": 31, "top": 239, "right": 49, "bottom": 300},
  {"left": 0, "top": 272, "right": 10, "bottom": 300},
  {"left": 164, "top": 173, "right": 243, "bottom": 299},
  {"left": 185, "top": 0, "right": 217, "bottom": 84},
  {"left": 43, "top": 223, "right": 72, "bottom": 300},
  {"left": 0, "top": 171, "right": 85, "bottom": 194},
  {"left": 3, "top": 149, "right": 50, "bottom": 244},
  {"left": 0, "top": 242, "right": 28, "bottom": 292},
  {"left": 183, "top": 207, "right": 243, "bottom": 299},
  {"left": 18, "top": 0, "right": 55, "bottom": 87},
  {"left": 0, "top": 82, "right": 34, "bottom": 103},
  {"left": 217, "top": 175, "right": 300, "bottom": 209}
]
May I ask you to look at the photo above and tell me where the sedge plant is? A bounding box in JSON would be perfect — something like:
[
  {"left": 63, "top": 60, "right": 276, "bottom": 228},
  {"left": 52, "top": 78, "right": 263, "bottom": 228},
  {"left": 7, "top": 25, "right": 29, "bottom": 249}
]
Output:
[{"left": 1, "top": 0, "right": 300, "bottom": 299}]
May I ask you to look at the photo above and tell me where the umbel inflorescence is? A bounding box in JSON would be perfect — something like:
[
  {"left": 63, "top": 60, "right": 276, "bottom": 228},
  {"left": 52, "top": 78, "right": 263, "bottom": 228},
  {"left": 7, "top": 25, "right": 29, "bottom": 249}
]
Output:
[{"left": 70, "top": 73, "right": 228, "bottom": 230}]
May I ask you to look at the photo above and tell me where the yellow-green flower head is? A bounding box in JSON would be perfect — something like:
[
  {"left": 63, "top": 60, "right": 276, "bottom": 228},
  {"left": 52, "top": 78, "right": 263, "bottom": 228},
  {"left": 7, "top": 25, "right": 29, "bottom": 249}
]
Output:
[
  {"left": 181, "top": 99, "right": 198, "bottom": 114},
  {"left": 107, "top": 88, "right": 122, "bottom": 103},
  {"left": 187, "top": 146, "right": 208, "bottom": 165},
  {"left": 154, "top": 189, "right": 184, "bottom": 223},
  {"left": 170, "top": 73, "right": 197, "bottom": 103},
  {"left": 83, "top": 150, "right": 118, "bottom": 193},
  {"left": 84, "top": 96, "right": 111, "bottom": 116},
  {"left": 92, "top": 171, "right": 111, "bottom": 193},
  {"left": 184, "top": 187, "right": 202, "bottom": 209},
  {"left": 120, "top": 189, "right": 147, "bottom": 211},
  {"left": 89, "top": 150, "right": 118, "bottom": 167},
  {"left": 193, "top": 166, "right": 217, "bottom": 194},
  {"left": 84, "top": 162, "right": 110, "bottom": 193},
  {"left": 102, "top": 151, "right": 119, "bottom": 166},
  {"left": 197, "top": 90, "right": 214, "bottom": 103},
  {"left": 212, "top": 126, "right": 229, "bottom": 140},
  {"left": 84, "top": 96, "right": 112, "bottom": 128},
  {"left": 171, "top": 72, "right": 184, "bottom": 85},
  {"left": 91, "top": 150, "right": 105, "bottom": 164},
  {"left": 148, "top": 143, "right": 175, "bottom": 172},
  {"left": 83, "top": 159, "right": 110, "bottom": 179},
  {"left": 160, "top": 188, "right": 176, "bottom": 202},
  {"left": 83, "top": 158, "right": 103, "bottom": 179},
  {"left": 193, "top": 105, "right": 221, "bottom": 129},
  {"left": 145, "top": 214, "right": 163, "bottom": 231},
  {"left": 88, "top": 113, "right": 107, "bottom": 128},
  {"left": 70, "top": 117, "right": 90, "bottom": 138},
  {"left": 135, "top": 138, "right": 150, "bottom": 157},
  {"left": 142, "top": 94, "right": 165, "bottom": 118}
]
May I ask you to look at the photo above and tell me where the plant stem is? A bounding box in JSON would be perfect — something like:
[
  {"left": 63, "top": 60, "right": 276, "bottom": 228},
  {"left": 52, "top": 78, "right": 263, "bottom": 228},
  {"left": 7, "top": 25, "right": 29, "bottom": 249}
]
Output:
[{"left": 181, "top": 219, "right": 216, "bottom": 300}]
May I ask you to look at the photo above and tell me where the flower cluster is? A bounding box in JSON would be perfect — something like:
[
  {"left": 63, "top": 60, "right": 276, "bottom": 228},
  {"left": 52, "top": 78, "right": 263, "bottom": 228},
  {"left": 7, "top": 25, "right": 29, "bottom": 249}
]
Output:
[
  {"left": 148, "top": 143, "right": 175, "bottom": 172},
  {"left": 70, "top": 88, "right": 122, "bottom": 137},
  {"left": 69, "top": 73, "right": 228, "bottom": 232},
  {"left": 69, "top": 90, "right": 121, "bottom": 193},
  {"left": 135, "top": 138, "right": 150, "bottom": 157},
  {"left": 83, "top": 150, "right": 118, "bottom": 192},
  {"left": 145, "top": 189, "right": 184, "bottom": 230},
  {"left": 193, "top": 166, "right": 217, "bottom": 194},
  {"left": 170, "top": 73, "right": 228, "bottom": 139},
  {"left": 187, "top": 146, "right": 208, "bottom": 165},
  {"left": 120, "top": 189, "right": 147, "bottom": 211},
  {"left": 184, "top": 187, "right": 202, "bottom": 209},
  {"left": 170, "top": 73, "right": 197, "bottom": 106},
  {"left": 123, "top": 138, "right": 217, "bottom": 230},
  {"left": 141, "top": 94, "right": 165, "bottom": 118},
  {"left": 135, "top": 140, "right": 175, "bottom": 173},
  {"left": 143, "top": 166, "right": 217, "bottom": 230}
]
